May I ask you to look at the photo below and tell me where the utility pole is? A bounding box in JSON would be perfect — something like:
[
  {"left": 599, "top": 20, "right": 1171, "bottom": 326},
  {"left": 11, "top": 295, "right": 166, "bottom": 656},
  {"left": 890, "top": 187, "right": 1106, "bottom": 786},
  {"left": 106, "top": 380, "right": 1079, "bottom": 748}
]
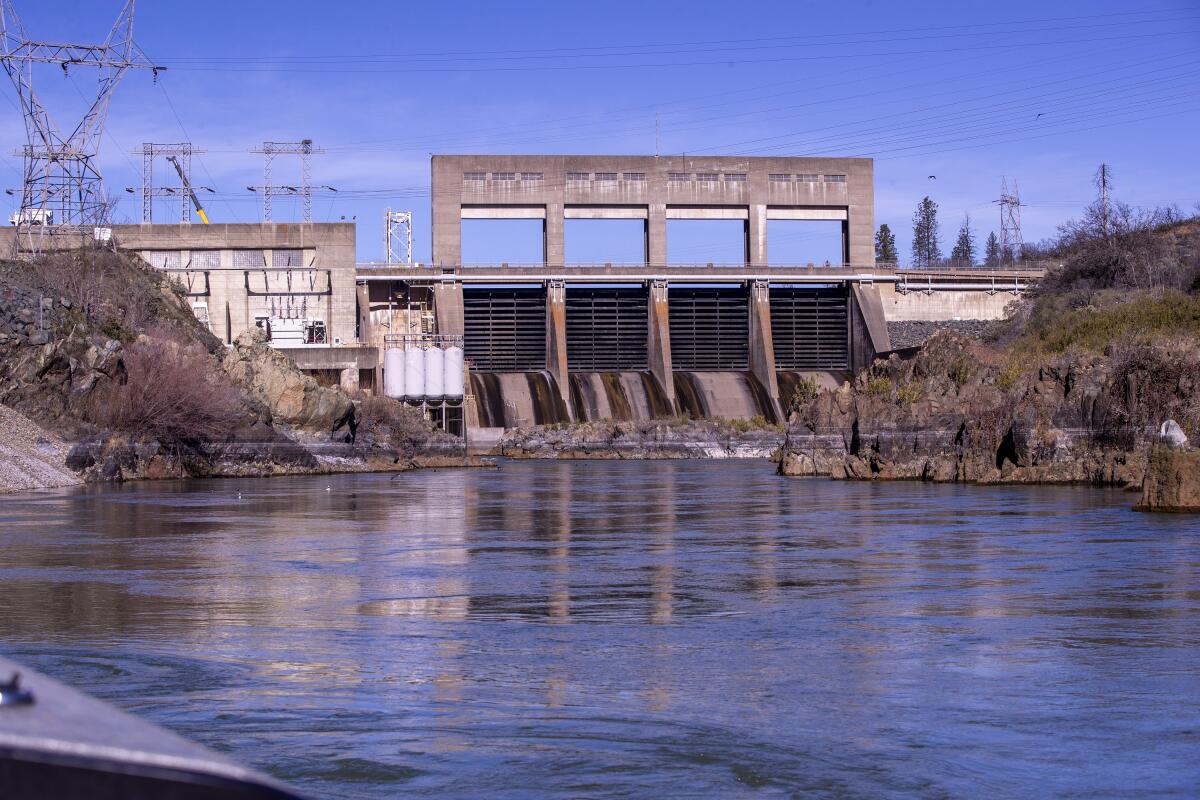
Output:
[
  {"left": 1095, "top": 163, "right": 1111, "bottom": 238},
  {"left": 0, "top": 0, "right": 163, "bottom": 228},
  {"left": 384, "top": 208, "right": 412, "bottom": 265},
  {"left": 995, "top": 177, "right": 1024, "bottom": 266}
]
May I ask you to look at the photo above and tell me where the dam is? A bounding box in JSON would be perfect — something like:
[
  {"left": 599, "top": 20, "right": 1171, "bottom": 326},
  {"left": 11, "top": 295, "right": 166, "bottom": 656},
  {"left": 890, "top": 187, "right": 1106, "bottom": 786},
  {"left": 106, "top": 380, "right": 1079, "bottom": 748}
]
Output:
[
  {"left": 359, "top": 155, "right": 1010, "bottom": 428},
  {"left": 2, "top": 153, "right": 1039, "bottom": 433}
]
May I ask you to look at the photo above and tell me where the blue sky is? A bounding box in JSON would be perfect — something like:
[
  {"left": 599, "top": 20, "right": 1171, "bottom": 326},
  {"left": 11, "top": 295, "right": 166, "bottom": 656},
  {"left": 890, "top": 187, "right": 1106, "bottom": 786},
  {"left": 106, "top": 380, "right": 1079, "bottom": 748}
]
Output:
[{"left": 2, "top": 0, "right": 1198, "bottom": 264}]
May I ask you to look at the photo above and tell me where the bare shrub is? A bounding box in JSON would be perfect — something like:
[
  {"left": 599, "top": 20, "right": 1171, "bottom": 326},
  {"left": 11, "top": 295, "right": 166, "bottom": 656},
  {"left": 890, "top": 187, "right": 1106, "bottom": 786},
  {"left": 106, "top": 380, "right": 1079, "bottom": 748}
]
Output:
[
  {"left": 86, "top": 333, "right": 244, "bottom": 443},
  {"left": 26, "top": 249, "right": 209, "bottom": 345},
  {"left": 356, "top": 394, "right": 449, "bottom": 453}
]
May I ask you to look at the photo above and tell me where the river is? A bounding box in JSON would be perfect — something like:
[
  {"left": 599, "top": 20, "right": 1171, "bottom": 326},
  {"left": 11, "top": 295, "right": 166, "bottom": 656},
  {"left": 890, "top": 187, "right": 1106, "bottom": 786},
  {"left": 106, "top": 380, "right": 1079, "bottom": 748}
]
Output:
[{"left": 2, "top": 460, "right": 1198, "bottom": 798}]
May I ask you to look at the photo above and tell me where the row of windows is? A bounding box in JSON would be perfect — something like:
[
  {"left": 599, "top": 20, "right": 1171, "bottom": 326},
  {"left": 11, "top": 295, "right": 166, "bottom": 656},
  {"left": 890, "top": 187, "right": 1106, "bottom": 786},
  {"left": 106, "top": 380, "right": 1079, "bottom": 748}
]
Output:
[
  {"left": 463, "top": 171, "right": 544, "bottom": 182},
  {"left": 769, "top": 173, "right": 847, "bottom": 183},
  {"left": 462, "top": 170, "right": 846, "bottom": 185},
  {"left": 668, "top": 172, "right": 748, "bottom": 183},
  {"left": 567, "top": 171, "right": 646, "bottom": 182},
  {"left": 145, "top": 249, "right": 308, "bottom": 269}
]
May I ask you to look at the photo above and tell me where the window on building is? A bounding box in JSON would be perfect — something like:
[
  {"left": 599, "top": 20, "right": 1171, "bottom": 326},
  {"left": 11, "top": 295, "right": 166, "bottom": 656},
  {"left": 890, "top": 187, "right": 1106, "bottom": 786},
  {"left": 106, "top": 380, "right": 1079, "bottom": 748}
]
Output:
[
  {"left": 463, "top": 171, "right": 486, "bottom": 182},
  {"left": 623, "top": 172, "right": 646, "bottom": 182},
  {"left": 233, "top": 250, "right": 265, "bottom": 268},
  {"left": 769, "top": 174, "right": 792, "bottom": 183},
  {"left": 823, "top": 174, "right": 847, "bottom": 183},
  {"left": 695, "top": 172, "right": 719, "bottom": 183},
  {"left": 491, "top": 172, "right": 516, "bottom": 182},
  {"left": 797, "top": 174, "right": 819, "bottom": 182},
  {"left": 189, "top": 250, "right": 221, "bottom": 269},
  {"left": 272, "top": 249, "right": 304, "bottom": 267},
  {"left": 521, "top": 172, "right": 544, "bottom": 182},
  {"left": 146, "top": 250, "right": 181, "bottom": 269},
  {"left": 567, "top": 172, "right": 590, "bottom": 182},
  {"left": 668, "top": 172, "right": 691, "bottom": 182},
  {"left": 724, "top": 173, "right": 747, "bottom": 183},
  {"left": 594, "top": 172, "right": 618, "bottom": 182}
]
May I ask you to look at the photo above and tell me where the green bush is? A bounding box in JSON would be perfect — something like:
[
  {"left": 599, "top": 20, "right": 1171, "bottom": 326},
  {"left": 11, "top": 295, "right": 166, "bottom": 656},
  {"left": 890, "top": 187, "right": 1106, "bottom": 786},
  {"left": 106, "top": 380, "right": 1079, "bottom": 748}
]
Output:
[{"left": 864, "top": 377, "right": 892, "bottom": 397}]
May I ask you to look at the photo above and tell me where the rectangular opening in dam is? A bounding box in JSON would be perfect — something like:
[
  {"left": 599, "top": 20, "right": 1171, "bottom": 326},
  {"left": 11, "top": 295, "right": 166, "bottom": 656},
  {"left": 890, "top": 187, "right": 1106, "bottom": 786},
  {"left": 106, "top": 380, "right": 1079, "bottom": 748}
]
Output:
[
  {"left": 566, "top": 286, "right": 649, "bottom": 371},
  {"left": 768, "top": 220, "right": 845, "bottom": 265},
  {"left": 770, "top": 286, "right": 850, "bottom": 369},
  {"left": 461, "top": 219, "right": 545, "bottom": 265},
  {"left": 668, "top": 286, "right": 749, "bottom": 370},
  {"left": 667, "top": 220, "right": 746, "bottom": 265},
  {"left": 463, "top": 286, "right": 548, "bottom": 371},
  {"left": 565, "top": 219, "right": 645, "bottom": 264}
]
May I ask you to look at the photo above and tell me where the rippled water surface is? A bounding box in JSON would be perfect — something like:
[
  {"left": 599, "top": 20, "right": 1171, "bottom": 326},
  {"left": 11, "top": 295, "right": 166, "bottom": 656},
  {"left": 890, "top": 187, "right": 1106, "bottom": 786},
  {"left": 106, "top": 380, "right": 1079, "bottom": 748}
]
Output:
[{"left": 2, "top": 460, "right": 1200, "bottom": 798}]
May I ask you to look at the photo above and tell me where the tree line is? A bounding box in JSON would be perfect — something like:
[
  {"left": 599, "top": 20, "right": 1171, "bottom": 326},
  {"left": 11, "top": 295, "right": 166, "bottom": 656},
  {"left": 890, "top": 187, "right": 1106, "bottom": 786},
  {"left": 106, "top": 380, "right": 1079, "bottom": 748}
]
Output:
[{"left": 875, "top": 196, "right": 1005, "bottom": 268}]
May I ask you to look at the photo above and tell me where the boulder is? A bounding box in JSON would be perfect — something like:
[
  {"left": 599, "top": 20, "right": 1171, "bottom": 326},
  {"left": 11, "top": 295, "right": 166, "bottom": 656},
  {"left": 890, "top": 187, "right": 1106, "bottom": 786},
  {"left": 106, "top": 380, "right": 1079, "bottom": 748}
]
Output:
[
  {"left": 223, "top": 329, "right": 355, "bottom": 434},
  {"left": 1134, "top": 446, "right": 1200, "bottom": 512},
  {"left": 1158, "top": 419, "right": 1189, "bottom": 448}
]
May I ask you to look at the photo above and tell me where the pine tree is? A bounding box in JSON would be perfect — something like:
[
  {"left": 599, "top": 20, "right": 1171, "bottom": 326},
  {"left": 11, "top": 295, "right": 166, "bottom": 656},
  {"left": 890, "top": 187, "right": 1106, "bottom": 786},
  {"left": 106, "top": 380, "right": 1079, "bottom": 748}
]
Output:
[
  {"left": 911, "top": 196, "right": 941, "bottom": 267},
  {"left": 950, "top": 214, "right": 976, "bottom": 267},
  {"left": 875, "top": 223, "right": 898, "bottom": 263},
  {"left": 984, "top": 232, "right": 1001, "bottom": 268}
]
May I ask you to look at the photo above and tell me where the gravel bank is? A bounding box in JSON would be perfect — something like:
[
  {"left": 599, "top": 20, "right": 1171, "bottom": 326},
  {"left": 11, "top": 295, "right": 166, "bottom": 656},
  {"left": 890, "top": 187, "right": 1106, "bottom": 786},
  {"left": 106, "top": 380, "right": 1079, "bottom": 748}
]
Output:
[{"left": 0, "top": 405, "right": 81, "bottom": 492}]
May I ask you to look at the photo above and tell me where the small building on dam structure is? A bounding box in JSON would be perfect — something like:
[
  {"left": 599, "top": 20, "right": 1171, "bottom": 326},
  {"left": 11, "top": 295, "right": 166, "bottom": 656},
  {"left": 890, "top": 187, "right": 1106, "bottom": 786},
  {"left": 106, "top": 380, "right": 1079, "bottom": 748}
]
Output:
[{"left": 4, "top": 153, "right": 1031, "bottom": 433}]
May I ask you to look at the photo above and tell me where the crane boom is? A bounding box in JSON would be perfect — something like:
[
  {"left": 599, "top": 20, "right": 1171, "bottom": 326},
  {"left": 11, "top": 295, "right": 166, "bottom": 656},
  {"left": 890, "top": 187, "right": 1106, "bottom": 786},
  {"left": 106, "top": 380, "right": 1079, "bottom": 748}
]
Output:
[{"left": 165, "top": 154, "right": 209, "bottom": 224}]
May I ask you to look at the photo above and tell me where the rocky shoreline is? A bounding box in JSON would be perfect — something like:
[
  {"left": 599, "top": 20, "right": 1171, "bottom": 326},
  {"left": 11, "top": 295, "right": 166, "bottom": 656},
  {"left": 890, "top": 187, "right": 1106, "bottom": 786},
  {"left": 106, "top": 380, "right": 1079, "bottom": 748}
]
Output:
[
  {"left": 493, "top": 419, "right": 784, "bottom": 460},
  {"left": 776, "top": 332, "right": 1197, "bottom": 505}
]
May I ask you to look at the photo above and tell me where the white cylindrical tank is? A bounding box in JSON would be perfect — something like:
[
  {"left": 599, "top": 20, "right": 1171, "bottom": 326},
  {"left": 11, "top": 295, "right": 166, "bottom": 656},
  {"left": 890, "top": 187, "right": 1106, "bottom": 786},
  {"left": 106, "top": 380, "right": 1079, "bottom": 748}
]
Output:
[
  {"left": 404, "top": 345, "right": 425, "bottom": 400},
  {"left": 443, "top": 345, "right": 465, "bottom": 400},
  {"left": 424, "top": 344, "right": 445, "bottom": 399},
  {"left": 383, "top": 347, "right": 405, "bottom": 399}
]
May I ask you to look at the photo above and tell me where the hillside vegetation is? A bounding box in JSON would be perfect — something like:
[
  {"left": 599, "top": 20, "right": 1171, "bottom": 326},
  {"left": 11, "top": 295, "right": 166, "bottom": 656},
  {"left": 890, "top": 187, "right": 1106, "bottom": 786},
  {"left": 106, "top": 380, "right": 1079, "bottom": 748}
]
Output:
[{"left": 781, "top": 202, "right": 1200, "bottom": 486}]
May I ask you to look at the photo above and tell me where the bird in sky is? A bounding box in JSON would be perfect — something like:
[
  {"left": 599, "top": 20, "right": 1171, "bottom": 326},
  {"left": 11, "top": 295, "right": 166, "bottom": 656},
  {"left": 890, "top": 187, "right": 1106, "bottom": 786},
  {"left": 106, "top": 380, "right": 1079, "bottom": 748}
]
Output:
[{"left": 928, "top": 175, "right": 937, "bottom": 180}]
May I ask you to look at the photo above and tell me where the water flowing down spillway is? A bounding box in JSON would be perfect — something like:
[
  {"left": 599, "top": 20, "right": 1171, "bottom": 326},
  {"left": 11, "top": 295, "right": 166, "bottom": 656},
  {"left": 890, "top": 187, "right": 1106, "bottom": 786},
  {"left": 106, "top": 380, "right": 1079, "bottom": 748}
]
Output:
[
  {"left": 470, "top": 371, "right": 572, "bottom": 428},
  {"left": 568, "top": 372, "right": 674, "bottom": 422},
  {"left": 471, "top": 370, "right": 848, "bottom": 426}
]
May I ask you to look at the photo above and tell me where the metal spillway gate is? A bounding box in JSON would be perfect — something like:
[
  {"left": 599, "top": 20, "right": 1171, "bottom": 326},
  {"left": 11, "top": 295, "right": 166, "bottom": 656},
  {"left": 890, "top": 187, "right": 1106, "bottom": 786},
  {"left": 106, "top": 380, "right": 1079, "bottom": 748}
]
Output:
[
  {"left": 668, "top": 286, "right": 749, "bottom": 370},
  {"left": 565, "top": 287, "right": 649, "bottom": 372},
  {"left": 463, "top": 287, "right": 547, "bottom": 372},
  {"left": 769, "top": 286, "right": 850, "bottom": 370}
]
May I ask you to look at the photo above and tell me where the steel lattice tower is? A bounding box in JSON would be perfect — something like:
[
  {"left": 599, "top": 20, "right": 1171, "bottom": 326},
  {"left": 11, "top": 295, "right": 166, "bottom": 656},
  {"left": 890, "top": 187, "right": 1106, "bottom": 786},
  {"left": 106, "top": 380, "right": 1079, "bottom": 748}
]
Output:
[
  {"left": 0, "top": 1, "right": 161, "bottom": 228},
  {"left": 997, "top": 177, "right": 1024, "bottom": 265},
  {"left": 385, "top": 208, "right": 412, "bottom": 265},
  {"left": 140, "top": 142, "right": 202, "bottom": 224},
  {"left": 252, "top": 139, "right": 323, "bottom": 223}
]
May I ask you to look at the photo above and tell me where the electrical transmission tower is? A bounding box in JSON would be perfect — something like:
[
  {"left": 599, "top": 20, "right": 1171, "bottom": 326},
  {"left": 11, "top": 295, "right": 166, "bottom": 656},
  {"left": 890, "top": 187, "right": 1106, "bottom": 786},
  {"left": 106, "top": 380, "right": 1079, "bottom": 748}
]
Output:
[
  {"left": 251, "top": 139, "right": 324, "bottom": 223},
  {"left": 0, "top": 1, "right": 162, "bottom": 228},
  {"left": 385, "top": 209, "right": 412, "bottom": 265},
  {"left": 996, "top": 177, "right": 1024, "bottom": 266},
  {"left": 140, "top": 142, "right": 203, "bottom": 223},
  {"left": 1094, "top": 163, "right": 1112, "bottom": 238}
]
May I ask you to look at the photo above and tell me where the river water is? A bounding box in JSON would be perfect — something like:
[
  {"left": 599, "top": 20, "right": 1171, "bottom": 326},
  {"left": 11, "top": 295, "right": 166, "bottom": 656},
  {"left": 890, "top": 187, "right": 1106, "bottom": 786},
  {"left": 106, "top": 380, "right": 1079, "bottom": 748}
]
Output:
[{"left": 2, "top": 460, "right": 1199, "bottom": 799}]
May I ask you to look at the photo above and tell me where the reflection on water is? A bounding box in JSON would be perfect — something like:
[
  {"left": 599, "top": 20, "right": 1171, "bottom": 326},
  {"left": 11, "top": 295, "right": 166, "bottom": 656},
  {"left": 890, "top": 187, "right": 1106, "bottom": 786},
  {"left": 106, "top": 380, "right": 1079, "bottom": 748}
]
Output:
[{"left": 2, "top": 461, "right": 1200, "bottom": 799}]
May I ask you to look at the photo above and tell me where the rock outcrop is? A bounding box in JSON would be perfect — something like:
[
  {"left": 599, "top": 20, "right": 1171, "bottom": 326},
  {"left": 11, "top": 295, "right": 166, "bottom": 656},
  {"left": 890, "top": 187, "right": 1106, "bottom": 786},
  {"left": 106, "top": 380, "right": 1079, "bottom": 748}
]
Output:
[
  {"left": 223, "top": 329, "right": 355, "bottom": 435},
  {"left": 1135, "top": 443, "right": 1200, "bottom": 512},
  {"left": 778, "top": 332, "right": 1196, "bottom": 487}
]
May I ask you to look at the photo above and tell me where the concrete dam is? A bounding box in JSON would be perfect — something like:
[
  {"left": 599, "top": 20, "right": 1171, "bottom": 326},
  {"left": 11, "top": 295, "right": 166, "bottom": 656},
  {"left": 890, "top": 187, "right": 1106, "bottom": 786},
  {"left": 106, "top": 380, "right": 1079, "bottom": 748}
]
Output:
[{"left": 3, "top": 152, "right": 1035, "bottom": 434}]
